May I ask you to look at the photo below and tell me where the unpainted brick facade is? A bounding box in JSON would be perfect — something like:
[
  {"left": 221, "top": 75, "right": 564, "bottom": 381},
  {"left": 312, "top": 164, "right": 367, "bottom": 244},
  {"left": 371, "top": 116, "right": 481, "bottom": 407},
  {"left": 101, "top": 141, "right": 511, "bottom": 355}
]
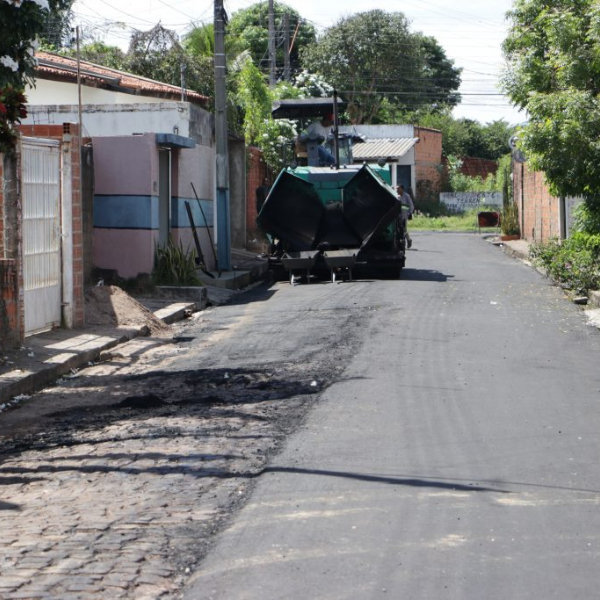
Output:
[
  {"left": 513, "top": 161, "right": 561, "bottom": 243},
  {"left": 245, "top": 147, "right": 271, "bottom": 252},
  {"left": 414, "top": 127, "right": 443, "bottom": 202}
]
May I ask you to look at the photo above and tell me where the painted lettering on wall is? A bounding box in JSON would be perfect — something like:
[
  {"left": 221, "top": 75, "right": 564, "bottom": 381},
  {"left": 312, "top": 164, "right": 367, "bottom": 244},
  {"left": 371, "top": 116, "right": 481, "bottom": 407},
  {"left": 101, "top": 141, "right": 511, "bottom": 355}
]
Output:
[{"left": 440, "top": 192, "right": 503, "bottom": 212}]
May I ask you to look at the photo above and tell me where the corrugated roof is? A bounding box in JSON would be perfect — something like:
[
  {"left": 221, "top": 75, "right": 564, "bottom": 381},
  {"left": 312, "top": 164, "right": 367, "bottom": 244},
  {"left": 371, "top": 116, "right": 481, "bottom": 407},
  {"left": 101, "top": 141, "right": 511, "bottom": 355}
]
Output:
[
  {"left": 352, "top": 137, "right": 419, "bottom": 160},
  {"left": 34, "top": 51, "right": 209, "bottom": 107}
]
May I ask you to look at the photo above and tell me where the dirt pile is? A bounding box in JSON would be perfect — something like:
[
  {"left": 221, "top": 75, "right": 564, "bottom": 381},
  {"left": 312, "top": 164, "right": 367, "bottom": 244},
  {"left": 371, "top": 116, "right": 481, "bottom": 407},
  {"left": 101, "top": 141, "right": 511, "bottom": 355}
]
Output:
[{"left": 85, "top": 285, "right": 169, "bottom": 336}]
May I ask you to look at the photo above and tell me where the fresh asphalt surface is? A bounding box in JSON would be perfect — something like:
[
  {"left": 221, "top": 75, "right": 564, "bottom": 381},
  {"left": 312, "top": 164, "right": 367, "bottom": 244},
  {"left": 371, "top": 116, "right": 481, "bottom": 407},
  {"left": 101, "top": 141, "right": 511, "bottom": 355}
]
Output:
[{"left": 183, "top": 231, "right": 600, "bottom": 599}]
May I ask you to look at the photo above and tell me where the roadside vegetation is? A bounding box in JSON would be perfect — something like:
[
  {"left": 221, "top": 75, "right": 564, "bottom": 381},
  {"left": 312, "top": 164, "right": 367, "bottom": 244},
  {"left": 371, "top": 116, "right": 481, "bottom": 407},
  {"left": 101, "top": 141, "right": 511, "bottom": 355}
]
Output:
[{"left": 502, "top": 0, "right": 600, "bottom": 295}]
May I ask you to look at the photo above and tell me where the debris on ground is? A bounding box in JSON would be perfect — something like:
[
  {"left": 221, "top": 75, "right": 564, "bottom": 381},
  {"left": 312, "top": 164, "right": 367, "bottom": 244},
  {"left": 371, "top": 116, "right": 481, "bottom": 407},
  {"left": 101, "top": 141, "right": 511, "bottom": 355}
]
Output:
[{"left": 85, "top": 285, "right": 170, "bottom": 336}]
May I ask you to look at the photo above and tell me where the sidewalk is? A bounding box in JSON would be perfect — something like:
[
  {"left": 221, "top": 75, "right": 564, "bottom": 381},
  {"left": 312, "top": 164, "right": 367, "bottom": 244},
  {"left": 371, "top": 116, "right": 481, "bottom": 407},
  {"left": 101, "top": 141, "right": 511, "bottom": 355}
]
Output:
[
  {"left": 0, "top": 302, "right": 194, "bottom": 408},
  {"left": 0, "top": 251, "right": 270, "bottom": 408},
  {"left": 491, "top": 235, "right": 600, "bottom": 310}
]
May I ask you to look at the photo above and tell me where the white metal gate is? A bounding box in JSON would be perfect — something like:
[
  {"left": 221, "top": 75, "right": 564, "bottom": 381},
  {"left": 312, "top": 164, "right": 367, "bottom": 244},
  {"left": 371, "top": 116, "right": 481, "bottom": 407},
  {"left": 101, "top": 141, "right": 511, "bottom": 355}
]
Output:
[{"left": 22, "top": 138, "right": 62, "bottom": 335}]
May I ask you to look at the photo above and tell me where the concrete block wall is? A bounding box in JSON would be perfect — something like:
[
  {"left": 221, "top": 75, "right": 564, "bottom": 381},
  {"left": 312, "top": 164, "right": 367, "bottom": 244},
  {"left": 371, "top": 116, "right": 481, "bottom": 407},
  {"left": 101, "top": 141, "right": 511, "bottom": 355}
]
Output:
[{"left": 414, "top": 127, "right": 442, "bottom": 202}]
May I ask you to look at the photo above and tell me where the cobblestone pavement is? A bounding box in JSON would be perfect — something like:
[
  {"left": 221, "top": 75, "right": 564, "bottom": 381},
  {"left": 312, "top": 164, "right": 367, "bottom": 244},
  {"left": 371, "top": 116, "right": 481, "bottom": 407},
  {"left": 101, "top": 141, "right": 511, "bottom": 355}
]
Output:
[{"left": 0, "top": 285, "right": 362, "bottom": 599}]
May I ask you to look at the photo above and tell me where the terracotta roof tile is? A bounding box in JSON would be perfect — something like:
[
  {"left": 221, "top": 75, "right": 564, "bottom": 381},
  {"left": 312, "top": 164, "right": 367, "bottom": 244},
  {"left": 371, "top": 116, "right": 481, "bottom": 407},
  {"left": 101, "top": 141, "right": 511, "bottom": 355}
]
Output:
[{"left": 34, "top": 50, "right": 209, "bottom": 107}]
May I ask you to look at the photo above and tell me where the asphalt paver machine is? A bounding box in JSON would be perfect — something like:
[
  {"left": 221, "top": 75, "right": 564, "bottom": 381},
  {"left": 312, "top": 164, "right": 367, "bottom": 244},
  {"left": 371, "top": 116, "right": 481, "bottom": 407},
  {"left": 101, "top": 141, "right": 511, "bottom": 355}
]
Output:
[{"left": 257, "top": 95, "right": 409, "bottom": 282}]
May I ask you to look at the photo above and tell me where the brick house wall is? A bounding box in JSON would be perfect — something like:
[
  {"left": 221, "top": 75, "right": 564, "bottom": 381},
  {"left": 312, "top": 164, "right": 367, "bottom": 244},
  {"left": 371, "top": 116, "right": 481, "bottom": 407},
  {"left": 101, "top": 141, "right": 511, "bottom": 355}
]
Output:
[
  {"left": 414, "top": 127, "right": 443, "bottom": 202},
  {"left": 246, "top": 146, "right": 271, "bottom": 251},
  {"left": 513, "top": 161, "right": 561, "bottom": 243}
]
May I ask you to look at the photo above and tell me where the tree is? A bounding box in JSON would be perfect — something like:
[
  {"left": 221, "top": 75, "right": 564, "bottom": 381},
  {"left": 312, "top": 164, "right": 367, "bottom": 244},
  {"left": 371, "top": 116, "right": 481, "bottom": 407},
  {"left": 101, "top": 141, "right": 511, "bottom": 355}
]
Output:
[
  {"left": 227, "top": 1, "right": 316, "bottom": 80},
  {"left": 124, "top": 24, "right": 213, "bottom": 99},
  {"left": 502, "top": 0, "right": 600, "bottom": 211},
  {"left": 0, "top": 0, "right": 71, "bottom": 153},
  {"left": 67, "top": 41, "right": 126, "bottom": 71},
  {"left": 301, "top": 10, "right": 461, "bottom": 124},
  {"left": 39, "top": 0, "right": 74, "bottom": 49},
  {"left": 416, "top": 35, "right": 461, "bottom": 108},
  {"left": 411, "top": 110, "right": 514, "bottom": 160}
]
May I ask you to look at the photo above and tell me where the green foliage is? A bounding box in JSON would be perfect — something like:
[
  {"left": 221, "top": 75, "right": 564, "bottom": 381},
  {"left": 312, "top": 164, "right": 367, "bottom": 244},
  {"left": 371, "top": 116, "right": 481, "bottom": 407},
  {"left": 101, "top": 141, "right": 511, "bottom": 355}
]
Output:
[
  {"left": 411, "top": 209, "right": 494, "bottom": 231},
  {"left": 257, "top": 117, "right": 297, "bottom": 171},
  {"left": 64, "top": 41, "right": 126, "bottom": 70},
  {"left": 234, "top": 58, "right": 297, "bottom": 172},
  {"left": 572, "top": 197, "right": 600, "bottom": 235},
  {"left": 292, "top": 71, "right": 334, "bottom": 98},
  {"left": 236, "top": 58, "right": 272, "bottom": 144},
  {"left": 0, "top": 0, "right": 71, "bottom": 90},
  {"left": 227, "top": 1, "right": 316, "bottom": 78},
  {"left": 153, "top": 237, "right": 202, "bottom": 286},
  {"left": 301, "top": 10, "right": 461, "bottom": 124},
  {"left": 446, "top": 155, "right": 501, "bottom": 193},
  {"left": 0, "top": 0, "right": 71, "bottom": 153},
  {"left": 38, "top": 0, "right": 74, "bottom": 48},
  {"left": 529, "top": 233, "right": 600, "bottom": 294},
  {"left": 501, "top": 201, "right": 520, "bottom": 236},
  {"left": 123, "top": 24, "right": 213, "bottom": 99},
  {"left": 502, "top": 0, "right": 600, "bottom": 225},
  {"left": 0, "top": 85, "right": 27, "bottom": 154}
]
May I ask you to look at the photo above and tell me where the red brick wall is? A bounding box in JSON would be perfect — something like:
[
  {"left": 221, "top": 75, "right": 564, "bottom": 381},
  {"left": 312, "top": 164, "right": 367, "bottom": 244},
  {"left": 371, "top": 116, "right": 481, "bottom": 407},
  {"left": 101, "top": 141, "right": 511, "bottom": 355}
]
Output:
[
  {"left": 513, "top": 161, "right": 560, "bottom": 243},
  {"left": 414, "top": 127, "right": 442, "bottom": 201},
  {"left": 246, "top": 146, "right": 271, "bottom": 251},
  {"left": 460, "top": 156, "right": 498, "bottom": 180}
]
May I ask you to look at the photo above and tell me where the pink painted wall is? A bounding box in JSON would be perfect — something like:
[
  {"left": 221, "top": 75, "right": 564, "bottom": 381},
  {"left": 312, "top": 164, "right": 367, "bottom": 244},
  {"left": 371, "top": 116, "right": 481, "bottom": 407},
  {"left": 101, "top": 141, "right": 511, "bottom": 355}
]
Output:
[
  {"left": 94, "top": 228, "right": 158, "bottom": 278},
  {"left": 93, "top": 134, "right": 158, "bottom": 196}
]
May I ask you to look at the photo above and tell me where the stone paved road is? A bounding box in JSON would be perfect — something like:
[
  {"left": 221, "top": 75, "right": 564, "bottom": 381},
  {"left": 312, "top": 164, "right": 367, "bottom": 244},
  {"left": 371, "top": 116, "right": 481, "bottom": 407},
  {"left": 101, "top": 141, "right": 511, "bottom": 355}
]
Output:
[{"left": 0, "top": 278, "right": 365, "bottom": 599}]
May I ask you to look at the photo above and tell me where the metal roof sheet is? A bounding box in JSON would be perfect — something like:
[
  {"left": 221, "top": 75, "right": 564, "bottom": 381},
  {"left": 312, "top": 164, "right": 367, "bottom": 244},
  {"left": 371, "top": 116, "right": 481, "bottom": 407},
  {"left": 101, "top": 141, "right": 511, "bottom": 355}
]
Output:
[{"left": 351, "top": 137, "right": 419, "bottom": 160}]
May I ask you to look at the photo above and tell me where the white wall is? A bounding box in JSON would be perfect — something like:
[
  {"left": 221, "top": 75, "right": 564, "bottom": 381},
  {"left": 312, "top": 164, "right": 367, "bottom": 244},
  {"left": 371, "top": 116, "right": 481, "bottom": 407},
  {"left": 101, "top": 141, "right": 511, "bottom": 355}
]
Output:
[
  {"left": 340, "top": 124, "right": 415, "bottom": 139},
  {"left": 27, "top": 78, "right": 167, "bottom": 106},
  {"left": 23, "top": 102, "right": 194, "bottom": 138}
]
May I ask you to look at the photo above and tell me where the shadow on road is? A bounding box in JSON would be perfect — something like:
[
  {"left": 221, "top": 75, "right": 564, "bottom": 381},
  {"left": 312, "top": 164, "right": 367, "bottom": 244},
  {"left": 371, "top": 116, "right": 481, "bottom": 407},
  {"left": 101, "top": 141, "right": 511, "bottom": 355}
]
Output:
[
  {"left": 401, "top": 268, "right": 454, "bottom": 282},
  {"left": 262, "top": 466, "right": 508, "bottom": 493}
]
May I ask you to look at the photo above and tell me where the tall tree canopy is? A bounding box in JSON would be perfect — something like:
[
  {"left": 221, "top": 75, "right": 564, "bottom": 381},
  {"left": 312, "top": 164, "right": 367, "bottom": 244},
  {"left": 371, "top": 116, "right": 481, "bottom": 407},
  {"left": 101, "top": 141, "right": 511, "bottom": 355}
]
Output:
[
  {"left": 413, "top": 110, "right": 514, "bottom": 160},
  {"left": 227, "top": 1, "right": 316, "bottom": 80},
  {"left": 301, "top": 10, "right": 461, "bottom": 124},
  {"left": 124, "top": 24, "right": 213, "bottom": 99},
  {"left": 502, "top": 0, "right": 600, "bottom": 205}
]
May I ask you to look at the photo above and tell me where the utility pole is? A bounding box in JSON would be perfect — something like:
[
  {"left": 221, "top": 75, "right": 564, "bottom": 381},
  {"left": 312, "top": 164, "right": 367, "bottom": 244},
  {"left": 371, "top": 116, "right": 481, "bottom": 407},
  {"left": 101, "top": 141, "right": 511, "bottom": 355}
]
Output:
[
  {"left": 268, "top": 0, "right": 276, "bottom": 85},
  {"left": 283, "top": 13, "right": 290, "bottom": 82},
  {"left": 75, "top": 26, "right": 82, "bottom": 140},
  {"left": 214, "top": 0, "right": 231, "bottom": 271}
]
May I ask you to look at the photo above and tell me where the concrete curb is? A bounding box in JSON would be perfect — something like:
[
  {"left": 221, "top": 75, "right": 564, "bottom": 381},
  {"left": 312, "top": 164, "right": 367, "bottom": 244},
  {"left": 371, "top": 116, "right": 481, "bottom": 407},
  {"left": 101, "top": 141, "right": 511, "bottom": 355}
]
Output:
[
  {"left": 0, "top": 327, "right": 147, "bottom": 406},
  {"left": 0, "top": 302, "right": 196, "bottom": 407}
]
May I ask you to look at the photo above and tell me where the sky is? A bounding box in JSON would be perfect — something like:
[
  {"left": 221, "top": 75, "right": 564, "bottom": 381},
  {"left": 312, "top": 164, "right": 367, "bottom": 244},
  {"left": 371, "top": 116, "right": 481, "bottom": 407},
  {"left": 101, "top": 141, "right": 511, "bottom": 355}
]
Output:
[{"left": 70, "top": 0, "right": 524, "bottom": 125}]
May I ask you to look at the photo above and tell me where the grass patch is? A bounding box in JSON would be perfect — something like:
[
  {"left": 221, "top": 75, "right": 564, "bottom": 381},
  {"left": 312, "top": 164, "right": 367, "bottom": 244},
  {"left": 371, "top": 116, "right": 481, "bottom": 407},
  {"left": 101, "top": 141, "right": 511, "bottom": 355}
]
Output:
[{"left": 410, "top": 209, "right": 500, "bottom": 233}]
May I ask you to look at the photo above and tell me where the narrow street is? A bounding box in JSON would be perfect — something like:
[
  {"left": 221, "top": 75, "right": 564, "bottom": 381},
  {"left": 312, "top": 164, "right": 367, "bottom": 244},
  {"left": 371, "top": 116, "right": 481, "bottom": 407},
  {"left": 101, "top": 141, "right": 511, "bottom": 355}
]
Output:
[{"left": 2, "top": 231, "right": 600, "bottom": 599}]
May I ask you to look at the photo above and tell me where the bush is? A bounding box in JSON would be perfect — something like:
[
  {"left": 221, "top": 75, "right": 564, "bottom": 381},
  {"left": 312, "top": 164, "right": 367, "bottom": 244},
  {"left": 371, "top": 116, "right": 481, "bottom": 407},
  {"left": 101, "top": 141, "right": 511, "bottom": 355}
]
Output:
[
  {"left": 529, "top": 232, "right": 600, "bottom": 294},
  {"left": 153, "top": 237, "right": 202, "bottom": 286},
  {"left": 501, "top": 201, "right": 520, "bottom": 236}
]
